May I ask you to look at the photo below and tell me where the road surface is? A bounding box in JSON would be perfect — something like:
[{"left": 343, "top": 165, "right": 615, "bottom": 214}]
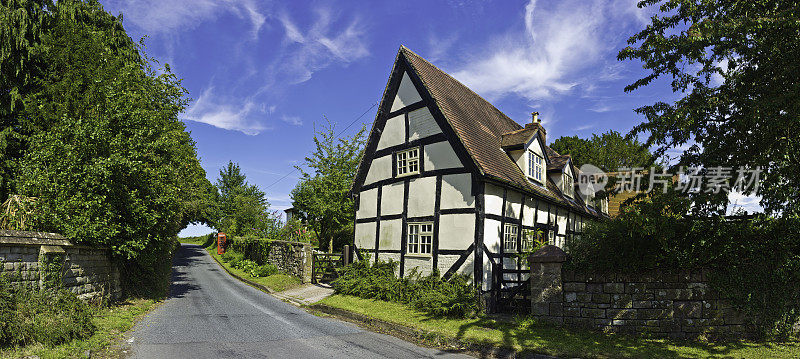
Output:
[{"left": 129, "top": 244, "right": 471, "bottom": 358}]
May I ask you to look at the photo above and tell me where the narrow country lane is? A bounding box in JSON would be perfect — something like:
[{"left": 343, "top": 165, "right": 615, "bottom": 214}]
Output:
[{"left": 129, "top": 244, "right": 472, "bottom": 359}]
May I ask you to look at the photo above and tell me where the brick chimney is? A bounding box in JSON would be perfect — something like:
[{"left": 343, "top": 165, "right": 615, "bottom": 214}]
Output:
[{"left": 525, "top": 112, "right": 546, "bottom": 144}]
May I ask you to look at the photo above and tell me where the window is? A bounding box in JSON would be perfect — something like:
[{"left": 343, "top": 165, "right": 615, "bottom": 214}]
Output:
[
  {"left": 407, "top": 222, "right": 433, "bottom": 255},
  {"left": 562, "top": 173, "right": 574, "bottom": 197},
  {"left": 547, "top": 228, "right": 555, "bottom": 245},
  {"left": 528, "top": 151, "right": 544, "bottom": 183},
  {"left": 521, "top": 229, "right": 542, "bottom": 251},
  {"left": 503, "top": 224, "right": 518, "bottom": 251},
  {"left": 396, "top": 148, "right": 420, "bottom": 176}
]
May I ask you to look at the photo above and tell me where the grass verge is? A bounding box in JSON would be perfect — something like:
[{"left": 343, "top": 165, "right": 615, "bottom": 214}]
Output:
[
  {"left": 0, "top": 299, "right": 158, "bottom": 359},
  {"left": 318, "top": 295, "right": 800, "bottom": 359},
  {"left": 202, "top": 244, "right": 302, "bottom": 293}
]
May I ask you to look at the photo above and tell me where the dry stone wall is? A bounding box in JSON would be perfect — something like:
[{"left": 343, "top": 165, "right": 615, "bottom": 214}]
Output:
[
  {"left": 264, "top": 240, "right": 312, "bottom": 283},
  {"left": 530, "top": 245, "right": 752, "bottom": 340},
  {"left": 0, "top": 230, "right": 121, "bottom": 301}
]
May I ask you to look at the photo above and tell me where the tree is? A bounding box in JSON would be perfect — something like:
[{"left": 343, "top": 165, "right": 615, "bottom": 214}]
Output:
[
  {"left": 2, "top": 0, "right": 214, "bottom": 296},
  {"left": 618, "top": 0, "right": 800, "bottom": 215},
  {"left": 214, "top": 161, "right": 280, "bottom": 237},
  {"left": 291, "top": 120, "right": 366, "bottom": 252},
  {"left": 550, "top": 130, "right": 654, "bottom": 171}
]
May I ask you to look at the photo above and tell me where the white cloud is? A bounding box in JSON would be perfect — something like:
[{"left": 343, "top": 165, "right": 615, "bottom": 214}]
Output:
[
  {"left": 183, "top": 87, "right": 269, "bottom": 135},
  {"left": 276, "top": 8, "right": 369, "bottom": 84},
  {"left": 108, "top": 0, "right": 267, "bottom": 39},
  {"left": 728, "top": 191, "right": 764, "bottom": 214},
  {"left": 281, "top": 116, "right": 303, "bottom": 126},
  {"left": 451, "top": 0, "right": 647, "bottom": 102}
]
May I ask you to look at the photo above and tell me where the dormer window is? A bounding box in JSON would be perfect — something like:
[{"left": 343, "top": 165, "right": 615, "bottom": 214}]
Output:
[
  {"left": 396, "top": 147, "right": 420, "bottom": 177},
  {"left": 528, "top": 151, "right": 544, "bottom": 183},
  {"left": 562, "top": 173, "right": 574, "bottom": 198}
]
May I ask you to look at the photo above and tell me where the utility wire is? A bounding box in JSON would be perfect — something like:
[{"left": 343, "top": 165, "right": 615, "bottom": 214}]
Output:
[{"left": 263, "top": 101, "right": 378, "bottom": 191}]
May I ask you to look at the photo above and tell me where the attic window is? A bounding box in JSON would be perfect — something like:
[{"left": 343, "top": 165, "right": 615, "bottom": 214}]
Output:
[
  {"left": 562, "top": 173, "right": 574, "bottom": 198},
  {"left": 528, "top": 151, "right": 544, "bottom": 183},
  {"left": 396, "top": 147, "right": 420, "bottom": 177}
]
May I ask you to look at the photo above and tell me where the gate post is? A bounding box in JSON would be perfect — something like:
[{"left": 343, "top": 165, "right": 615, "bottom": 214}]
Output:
[
  {"left": 529, "top": 245, "right": 567, "bottom": 324},
  {"left": 342, "top": 245, "right": 351, "bottom": 265}
]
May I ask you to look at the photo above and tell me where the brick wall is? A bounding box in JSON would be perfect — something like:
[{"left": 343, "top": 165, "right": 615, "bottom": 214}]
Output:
[
  {"left": 530, "top": 245, "right": 752, "bottom": 340},
  {"left": 0, "top": 230, "right": 121, "bottom": 301}
]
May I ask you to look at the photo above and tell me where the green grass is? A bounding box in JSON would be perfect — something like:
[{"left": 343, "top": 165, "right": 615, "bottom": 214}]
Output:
[
  {"left": 319, "top": 295, "right": 800, "bottom": 359},
  {"left": 0, "top": 299, "right": 158, "bottom": 359},
  {"left": 207, "top": 249, "right": 302, "bottom": 292},
  {"left": 179, "top": 234, "right": 215, "bottom": 247}
]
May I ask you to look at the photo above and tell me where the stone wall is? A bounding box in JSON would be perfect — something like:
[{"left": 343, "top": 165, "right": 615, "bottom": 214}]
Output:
[
  {"left": 0, "top": 230, "right": 121, "bottom": 301},
  {"left": 265, "top": 240, "right": 312, "bottom": 283},
  {"left": 529, "top": 245, "right": 752, "bottom": 340}
]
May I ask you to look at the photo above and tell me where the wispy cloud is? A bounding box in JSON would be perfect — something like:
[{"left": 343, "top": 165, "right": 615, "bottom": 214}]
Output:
[
  {"left": 183, "top": 87, "right": 269, "bottom": 135},
  {"left": 276, "top": 8, "right": 369, "bottom": 84},
  {"left": 451, "top": 0, "right": 649, "bottom": 102},
  {"left": 281, "top": 115, "right": 303, "bottom": 126},
  {"left": 108, "top": 0, "right": 267, "bottom": 39},
  {"left": 574, "top": 123, "right": 596, "bottom": 131}
]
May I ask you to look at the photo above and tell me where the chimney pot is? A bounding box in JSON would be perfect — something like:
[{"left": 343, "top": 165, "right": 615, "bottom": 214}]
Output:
[{"left": 532, "top": 112, "right": 540, "bottom": 123}]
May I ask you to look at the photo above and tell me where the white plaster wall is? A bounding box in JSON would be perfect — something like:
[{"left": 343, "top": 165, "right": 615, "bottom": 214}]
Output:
[
  {"left": 355, "top": 222, "right": 375, "bottom": 249},
  {"left": 405, "top": 256, "right": 432, "bottom": 276},
  {"left": 438, "top": 253, "right": 474, "bottom": 280},
  {"left": 484, "top": 183, "right": 504, "bottom": 216},
  {"left": 438, "top": 213, "right": 474, "bottom": 250},
  {"left": 529, "top": 134, "right": 544, "bottom": 157},
  {"left": 408, "top": 107, "right": 441, "bottom": 141},
  {"left": 423, "top": 141, "right": 461, "bottom": 170},
  {"left": 537, "top": 206, "right": 551, "bottom": 224},
  {"left": 522, "top": 198, "right": 537, "bottom": 226},
  {"left": 391, "top": 72, "right": 423, "bottom": 112},
  {"left": 364, "top": 155, "right": 391, "bottom": 185},
  {"left": 407, "top": 176, "right": 436, "bottom": 217},
  {"left": 378, "top": 218, "right": 402, "bottom": 251},
  {"left": 377, "top": 114, "right": 405, "bottom": 150},
  {"left": 505, "top": 189, "right": 523, "bottom": 219},
  {"left": 482, "top": 253, "right": 492, "bottom": 291},
  {"left": 440, "top": 173, "right": 474, "bottom": 209},
  {"left": 380, "top": 182, "right": 404, "bottom": 216},
  {"left": 557, "top": 210, "right": 567, "bottom": 236},
  {"left": 484, "top": 218, "right": 501, "bottom": 254},
  {"left": 356, "top": 188, "right": 378, "bottom": 218},
  {"left": 510, "top": 149, "right": 525, "bottom": 175}
]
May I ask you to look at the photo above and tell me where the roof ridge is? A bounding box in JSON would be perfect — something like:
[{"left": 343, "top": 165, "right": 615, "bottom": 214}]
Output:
[{"left": 400, "top": 46, "right": 522, "bottom": 130}]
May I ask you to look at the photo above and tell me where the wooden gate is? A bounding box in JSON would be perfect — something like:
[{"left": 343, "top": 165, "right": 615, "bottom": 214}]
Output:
[{"left": 311, "top": 252, "right": 344, "bottom": 283}]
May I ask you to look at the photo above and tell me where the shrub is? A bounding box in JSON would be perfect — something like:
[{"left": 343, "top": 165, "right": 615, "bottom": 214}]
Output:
[
  {"left": 0, "top": 277, "right": 95, "bottom": 347},
  {"left": 229, "top": 259, "right": 278, "bottom": 278},
  {"left": 333, "top": 260, "right": 480, "bottom": 318},
  {"left": 228, "top": 236, "right": 272, "bottom": 264}
]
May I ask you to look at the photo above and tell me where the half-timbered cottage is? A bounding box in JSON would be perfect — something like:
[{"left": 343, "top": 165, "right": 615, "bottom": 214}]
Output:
[{"left": 351, "top": 46, "right": 606, "bottom": 311}]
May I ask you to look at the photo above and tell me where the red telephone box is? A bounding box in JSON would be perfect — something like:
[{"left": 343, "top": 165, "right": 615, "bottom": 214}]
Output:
[{"left": 217, "top": 232, "right": 227, "bottom": 255}]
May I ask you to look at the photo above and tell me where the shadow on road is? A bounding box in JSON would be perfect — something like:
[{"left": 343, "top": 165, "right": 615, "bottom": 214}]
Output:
[{"left": 168, "top": 244, "right": 205, "bottom": 299}]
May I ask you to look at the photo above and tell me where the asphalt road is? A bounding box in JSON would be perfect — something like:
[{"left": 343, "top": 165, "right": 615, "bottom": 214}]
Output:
[{"left": 129, "top": 244, "right": 472, "bottom": 359}]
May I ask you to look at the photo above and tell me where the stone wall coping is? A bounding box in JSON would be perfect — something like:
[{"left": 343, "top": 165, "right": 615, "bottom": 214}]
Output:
[
  {"left": 270, "top": 239, "right": 312, "bottom": 247},
  {"left": 0, "top": 230, "right": 72, "bottom": 246},
  {"left": 529, "top": 245, "right": 567, "bottom": 263}
]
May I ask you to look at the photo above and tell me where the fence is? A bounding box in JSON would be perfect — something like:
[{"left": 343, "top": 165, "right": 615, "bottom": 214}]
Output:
[{"left": 311, "top": 245, "right": 354, "bottom": 284}]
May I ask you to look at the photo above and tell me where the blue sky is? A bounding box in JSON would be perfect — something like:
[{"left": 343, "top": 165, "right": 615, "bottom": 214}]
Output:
[{"left": 99, "top": 0, "right": 756, "bottom": 237}]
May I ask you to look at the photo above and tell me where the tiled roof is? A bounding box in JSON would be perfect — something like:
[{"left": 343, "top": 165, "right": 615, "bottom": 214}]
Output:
[
  {"left": 400, "top": 46, "right": 599, "bottom": 217},
  {"left": 548, "top": 155, "right": 571, "bottom": 171}
]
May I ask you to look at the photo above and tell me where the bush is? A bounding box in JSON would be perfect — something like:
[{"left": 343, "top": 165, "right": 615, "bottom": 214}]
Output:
[
  {"left": 333, "top": 260, "right": 480, "bottom": 318},
  {"left": 0, "top": 277, "right": 96, "bottom": 347},
  {"left": 568, "top": 192, "right": 800, "bottom": 338},
  {"left": 228, "top": 236, "right": 272, "bottom": 265}
]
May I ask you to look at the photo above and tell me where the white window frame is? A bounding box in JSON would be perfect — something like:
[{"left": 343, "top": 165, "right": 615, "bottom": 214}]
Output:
[
  {"left": 528, "top": 150, "right": 544, "bottom": 183},
  {"left": 562, "top": 172, "right": 574, "bottom": 198},
  {"left": 503, "top": 224, "right": 518, "bottom": 252},
  {"left": 407, "top": 222, "right": 433, "bottom": 255},
  {"left": 548, "top": 227, "right": 556, "bottom": 245},
  {"left": 396, "top": 147, "right": 420, "bottom": 177}
]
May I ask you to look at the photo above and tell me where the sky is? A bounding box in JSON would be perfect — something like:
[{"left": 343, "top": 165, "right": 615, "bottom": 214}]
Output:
[{"left": 99, "top": 0, "right": 760, "bottom": 237}]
